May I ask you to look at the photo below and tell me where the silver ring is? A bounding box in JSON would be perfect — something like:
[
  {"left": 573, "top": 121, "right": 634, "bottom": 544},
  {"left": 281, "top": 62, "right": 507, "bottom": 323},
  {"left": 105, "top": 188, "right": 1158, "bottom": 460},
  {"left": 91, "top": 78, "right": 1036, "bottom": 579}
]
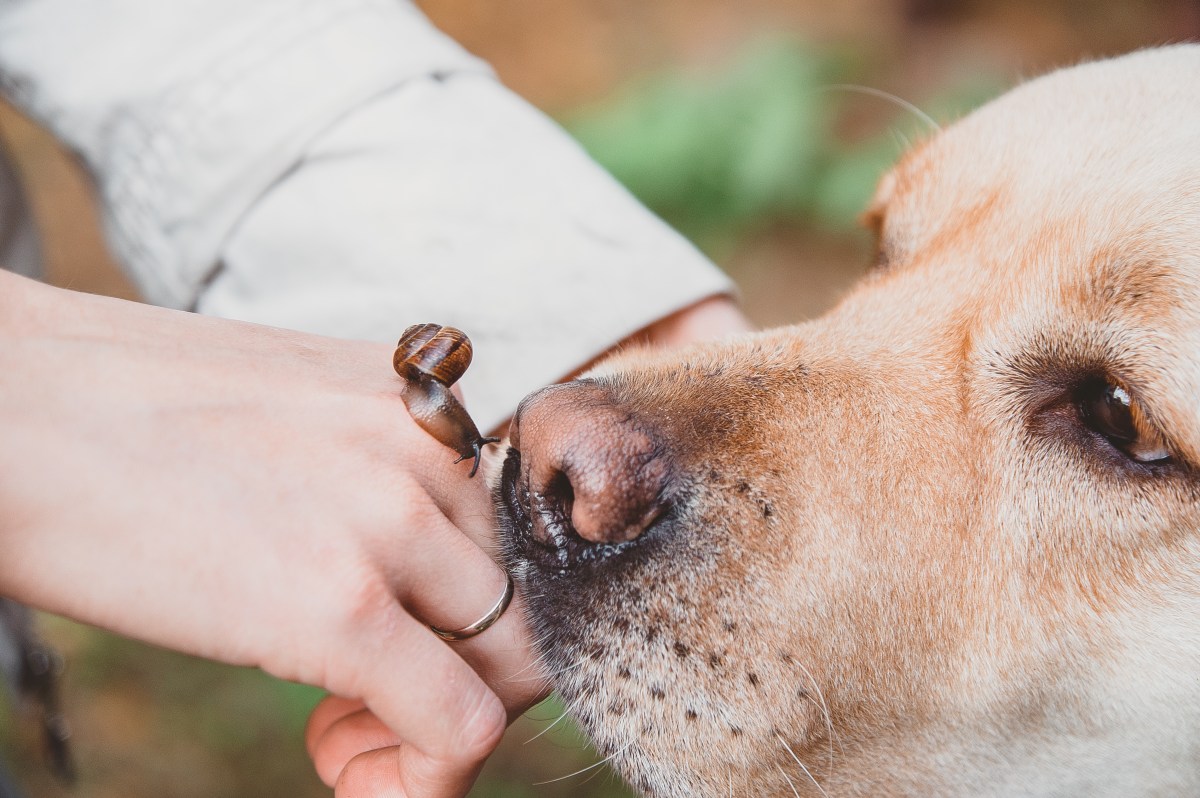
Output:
[{"left": 430, "top": 573, "right": 514, "bottom": 642}]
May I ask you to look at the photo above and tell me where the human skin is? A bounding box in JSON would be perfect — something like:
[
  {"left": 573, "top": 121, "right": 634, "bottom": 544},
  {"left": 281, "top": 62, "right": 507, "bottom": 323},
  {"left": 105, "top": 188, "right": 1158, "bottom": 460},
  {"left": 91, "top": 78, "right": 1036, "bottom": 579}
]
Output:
[
  {"left": 306, "top": 294, "right": 751, "bottom": 797},
  {"left": 0, "top": 269, "right": 749, "bottom": 797}
]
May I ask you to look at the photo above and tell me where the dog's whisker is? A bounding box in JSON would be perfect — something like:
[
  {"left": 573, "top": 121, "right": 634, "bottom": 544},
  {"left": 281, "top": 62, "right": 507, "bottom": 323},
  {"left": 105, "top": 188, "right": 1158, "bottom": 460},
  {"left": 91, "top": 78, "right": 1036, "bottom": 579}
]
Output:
[
  {"left": 530, "top": 659, "right": 587, "bottom": 683},
  {"left": 524, "top": 706, "right": 572, "bottom": 744},
  {"left": 575, "top": 758, "right": 613, "bottom": 788},
  {"left": 529, "top": 630, "right": 561, "bottom": 657},
  {"left": 816, "top": 83, "right": 940, "bottom": 133},
  {"left": 777, "top": 763, "right": 803, "bottom": 798},
  {"left": 779, "top": 733, "right": 831, "bottom": 798},
  {"left": 790, "top": 658, "right": 838, "bottom": 776},
  {"left": 532, "top": 739, "right": 635, "bottom": 786},
  {"left": 728, "top": 768, "right": 749, "bottom": 798},
  {"left": 500, "top": 655, "right": 549, "bottom": 684},
  {"left": 499, "top": 627, "right": 569, "bottom": 684},
  {"left": 890, "top": 127, "right": 913, "bottom": 154},
  {"left": 499, "top": 654, "right": 555, "bottom": 684}
]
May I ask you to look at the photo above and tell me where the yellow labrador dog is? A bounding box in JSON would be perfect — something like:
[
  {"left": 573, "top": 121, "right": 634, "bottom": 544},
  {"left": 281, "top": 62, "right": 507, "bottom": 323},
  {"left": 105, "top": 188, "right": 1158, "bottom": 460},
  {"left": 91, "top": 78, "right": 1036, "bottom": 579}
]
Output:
[{"left": 497, "top": 45, "right": 1200, "bottom": 796}]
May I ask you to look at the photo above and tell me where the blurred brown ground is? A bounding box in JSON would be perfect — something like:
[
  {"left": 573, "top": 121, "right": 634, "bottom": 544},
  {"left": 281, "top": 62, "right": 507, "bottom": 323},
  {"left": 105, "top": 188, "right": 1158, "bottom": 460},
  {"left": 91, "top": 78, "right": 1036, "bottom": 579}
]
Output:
[{"left": 1, "top": 1, "right": 1197, "bottom": 797}]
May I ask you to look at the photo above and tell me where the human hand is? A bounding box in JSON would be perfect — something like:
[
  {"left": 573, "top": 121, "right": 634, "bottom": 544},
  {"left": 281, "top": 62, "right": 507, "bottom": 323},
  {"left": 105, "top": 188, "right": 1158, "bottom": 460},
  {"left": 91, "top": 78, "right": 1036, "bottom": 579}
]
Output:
[
  {"left": 303, "top": 294, "right": 754, "bottom": 795},
  {"left": 0, "top": 272, "right": 543, "bottom": 797}
]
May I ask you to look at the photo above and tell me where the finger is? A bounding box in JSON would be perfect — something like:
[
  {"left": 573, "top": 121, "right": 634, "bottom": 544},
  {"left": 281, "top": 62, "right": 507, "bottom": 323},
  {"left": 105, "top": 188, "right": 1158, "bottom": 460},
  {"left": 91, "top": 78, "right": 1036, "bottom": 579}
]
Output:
[
  {"left": 374, "top": 500, "right": 507, "bottom": 638},
  {"left": 306, "top": 696, "right": 366, "bottom": 763},
  {"left": 307, "top": 696, "right": 362, "bottom": 748},
  {"left": 348, "top": 609, "right": 506, "bottom": 797},
  {"left": 447, "top": 592, "right": 550, "bottom": 716},
  {"left": 413, "top": 446, "right": 498, "bottom": 552},
  {"left": 335, "top": 744, "right": 488, "bottom": 798},
  {"left": 310, "top": 707, "right": 404, "bottom": 787},
  {"left": 392, "top": 395, "right": 500, "bottom": 553},
  {"left": 334, "top": 746, "right": 404, "bottom": 798},
  {"left": 371, "top": 507, "right": 546, "bottom": 712}
]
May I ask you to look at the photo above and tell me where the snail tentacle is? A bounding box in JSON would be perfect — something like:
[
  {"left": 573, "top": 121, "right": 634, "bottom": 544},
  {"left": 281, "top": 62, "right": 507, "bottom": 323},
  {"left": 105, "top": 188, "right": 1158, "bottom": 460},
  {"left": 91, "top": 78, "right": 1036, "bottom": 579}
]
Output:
[{"left": 454, "top": 436, "right": 503, "bottom": 478}]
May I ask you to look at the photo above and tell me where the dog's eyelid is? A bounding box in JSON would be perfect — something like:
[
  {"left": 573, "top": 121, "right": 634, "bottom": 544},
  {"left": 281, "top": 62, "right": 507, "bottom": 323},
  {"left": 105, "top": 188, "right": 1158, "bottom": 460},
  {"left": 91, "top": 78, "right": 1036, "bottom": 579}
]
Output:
[
  {"left": 1075, "top": 375, "right": 1178, "bottom": 468},
  {"left": 1111, "top": 377, "right": 1200, "bottom": 468},
  {"left": 1121, "top": 390, "right": 1172, "bottom": 462}
]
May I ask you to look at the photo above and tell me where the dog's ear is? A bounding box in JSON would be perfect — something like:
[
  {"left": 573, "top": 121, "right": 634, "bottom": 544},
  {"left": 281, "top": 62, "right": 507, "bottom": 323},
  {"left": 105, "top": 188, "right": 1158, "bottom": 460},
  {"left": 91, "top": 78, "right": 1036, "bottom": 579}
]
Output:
[
  {"left": 860, "top": 170, "right": 897, "bottom": 238},
  {"left": 860, "top": 170, "right": 898, "bottom": 270}
]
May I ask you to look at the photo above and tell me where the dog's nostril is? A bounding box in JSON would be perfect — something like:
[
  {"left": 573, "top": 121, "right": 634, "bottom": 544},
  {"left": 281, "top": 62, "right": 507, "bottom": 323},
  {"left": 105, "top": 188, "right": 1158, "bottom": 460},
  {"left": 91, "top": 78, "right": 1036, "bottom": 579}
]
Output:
[
  {"left": 511, "top": 382, "right": 673, "bottom": 550},
  {"left": 530, "top": 470, "right": 576, "bottom": 545}
]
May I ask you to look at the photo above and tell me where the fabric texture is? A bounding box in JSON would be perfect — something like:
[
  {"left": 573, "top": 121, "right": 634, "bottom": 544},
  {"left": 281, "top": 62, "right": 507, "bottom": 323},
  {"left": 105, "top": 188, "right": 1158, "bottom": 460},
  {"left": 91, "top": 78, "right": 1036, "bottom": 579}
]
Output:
[{"left": 0, "top": 0, "right": 732, "bottom": 429}]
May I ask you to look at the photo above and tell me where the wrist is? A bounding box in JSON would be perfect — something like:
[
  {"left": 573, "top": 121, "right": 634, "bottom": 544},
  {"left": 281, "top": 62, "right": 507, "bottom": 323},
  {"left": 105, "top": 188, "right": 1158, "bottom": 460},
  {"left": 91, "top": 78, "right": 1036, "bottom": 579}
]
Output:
[
  {"left": 639, "top": 294, "right": 754, "bottom": 349},
  {"left": 0, "top": 269, "right": 30, "bottom": 331},
  {"left": 555, "top": 293, "right": 753, "bottom": 382},
  {"left": 582, "top": 294, "right": 754, "bottom": 374},
  {"left": 0, "top": 270, "right": 58, "bottom": 339}
]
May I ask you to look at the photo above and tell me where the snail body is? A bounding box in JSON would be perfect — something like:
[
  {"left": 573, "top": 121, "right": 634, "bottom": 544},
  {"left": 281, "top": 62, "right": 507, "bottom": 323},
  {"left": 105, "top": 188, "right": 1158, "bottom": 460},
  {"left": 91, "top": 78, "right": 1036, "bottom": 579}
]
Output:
[{"left": 395, "top": 324, "right": 499, "bottom": 477}]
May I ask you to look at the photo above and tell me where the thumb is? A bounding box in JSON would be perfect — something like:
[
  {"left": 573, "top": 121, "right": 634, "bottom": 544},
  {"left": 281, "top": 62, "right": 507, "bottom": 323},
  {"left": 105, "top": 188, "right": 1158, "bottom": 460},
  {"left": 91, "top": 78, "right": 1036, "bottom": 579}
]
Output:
[{"left": 337, "top": 607, "right": 507, "bottom": 797}]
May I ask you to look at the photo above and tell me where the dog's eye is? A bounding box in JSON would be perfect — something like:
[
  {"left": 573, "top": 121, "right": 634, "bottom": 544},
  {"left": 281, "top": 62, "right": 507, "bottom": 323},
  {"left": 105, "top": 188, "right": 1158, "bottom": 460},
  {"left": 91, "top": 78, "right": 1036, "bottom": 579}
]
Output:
[{"left": 1076, "top": 378, "right": 1171, "bottom": 464}]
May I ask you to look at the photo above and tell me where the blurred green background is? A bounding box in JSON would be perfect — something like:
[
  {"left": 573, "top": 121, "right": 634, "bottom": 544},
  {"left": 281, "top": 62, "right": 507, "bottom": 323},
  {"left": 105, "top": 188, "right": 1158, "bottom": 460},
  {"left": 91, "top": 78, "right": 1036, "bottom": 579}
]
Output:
[{"left": 0, "top": 1, "right": 1196, "bottom": 796}]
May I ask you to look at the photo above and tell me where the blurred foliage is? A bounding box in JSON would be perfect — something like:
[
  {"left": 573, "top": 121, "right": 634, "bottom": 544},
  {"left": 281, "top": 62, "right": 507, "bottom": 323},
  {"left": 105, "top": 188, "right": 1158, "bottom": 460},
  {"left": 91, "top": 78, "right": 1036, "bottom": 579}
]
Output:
[
  {"left": 0, "top": 619, "right": 637, "bottom": 798},
  {"left": 1, "top": 617, "right": 328, "bottom": 798},
  {"left": 567, "top": 38, "right": 1000, "bottom": 257}
]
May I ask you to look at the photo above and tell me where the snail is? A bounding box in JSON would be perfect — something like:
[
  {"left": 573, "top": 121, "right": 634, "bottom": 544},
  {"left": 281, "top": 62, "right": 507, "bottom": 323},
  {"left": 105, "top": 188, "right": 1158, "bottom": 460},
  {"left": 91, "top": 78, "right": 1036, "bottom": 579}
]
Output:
[{"left": 394, "top": 324, "right": 499, "bottom": 478}]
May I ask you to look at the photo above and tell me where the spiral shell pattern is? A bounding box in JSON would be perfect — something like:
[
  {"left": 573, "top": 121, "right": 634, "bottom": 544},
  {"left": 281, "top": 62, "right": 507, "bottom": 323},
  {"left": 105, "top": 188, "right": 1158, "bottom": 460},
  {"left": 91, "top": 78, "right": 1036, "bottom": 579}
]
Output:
[{"left": 394, "top": 324, "right": 474, "bottom": 386}]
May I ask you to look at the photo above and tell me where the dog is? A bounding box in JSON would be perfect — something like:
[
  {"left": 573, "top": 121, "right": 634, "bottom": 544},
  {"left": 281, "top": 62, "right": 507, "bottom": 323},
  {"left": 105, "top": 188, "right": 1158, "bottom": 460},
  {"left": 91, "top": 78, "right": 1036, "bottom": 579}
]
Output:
[{"left": 496, "top": 45, "right": 1200, "bottom": 796}]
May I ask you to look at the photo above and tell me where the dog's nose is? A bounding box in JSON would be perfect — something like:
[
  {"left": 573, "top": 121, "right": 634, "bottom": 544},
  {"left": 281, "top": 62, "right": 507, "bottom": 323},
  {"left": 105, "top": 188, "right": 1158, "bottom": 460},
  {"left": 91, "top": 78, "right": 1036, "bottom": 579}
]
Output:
[{"left": 509, "top": 382, "right": 673, "bottom": 548}]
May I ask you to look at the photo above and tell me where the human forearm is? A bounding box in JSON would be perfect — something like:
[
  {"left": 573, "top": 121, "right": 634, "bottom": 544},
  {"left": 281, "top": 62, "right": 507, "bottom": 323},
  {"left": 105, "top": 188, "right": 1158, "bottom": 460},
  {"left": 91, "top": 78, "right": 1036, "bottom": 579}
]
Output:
[{"left": 0, "top": 272, "right": 543, "bottom": 797}]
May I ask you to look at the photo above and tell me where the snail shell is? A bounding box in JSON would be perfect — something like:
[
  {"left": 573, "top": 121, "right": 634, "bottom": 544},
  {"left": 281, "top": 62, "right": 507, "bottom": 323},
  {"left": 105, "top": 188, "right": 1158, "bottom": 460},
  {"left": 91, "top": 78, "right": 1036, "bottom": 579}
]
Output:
[
  {"left": 394, "top": 324, "right": 498, "bottom": 478},
  {"left": 394, "top": 323, "right": 474, "bottom": 386}
]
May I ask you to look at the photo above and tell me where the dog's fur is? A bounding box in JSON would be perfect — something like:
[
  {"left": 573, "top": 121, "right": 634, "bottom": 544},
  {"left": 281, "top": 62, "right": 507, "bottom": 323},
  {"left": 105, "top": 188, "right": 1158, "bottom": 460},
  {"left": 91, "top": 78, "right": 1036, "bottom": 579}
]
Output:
[{"left": 499, "top": 46, "right": 1200, "bottom": 796}]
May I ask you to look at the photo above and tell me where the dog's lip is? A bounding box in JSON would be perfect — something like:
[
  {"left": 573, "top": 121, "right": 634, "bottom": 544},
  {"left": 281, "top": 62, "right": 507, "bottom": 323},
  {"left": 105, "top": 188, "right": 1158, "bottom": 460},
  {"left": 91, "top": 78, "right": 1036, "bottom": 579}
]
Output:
[
  {"left": 498, "top": 447, "right": 563, "bottom": 567},
  {"left": 498, "top": 448, "right": 528, "bottom": 536}
]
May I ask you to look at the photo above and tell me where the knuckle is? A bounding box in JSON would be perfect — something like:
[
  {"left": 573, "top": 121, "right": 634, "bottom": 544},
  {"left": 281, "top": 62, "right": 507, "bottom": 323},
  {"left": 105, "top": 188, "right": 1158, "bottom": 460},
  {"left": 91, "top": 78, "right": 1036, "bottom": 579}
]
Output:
[
  {"left": 327, "top": 580, "right": 391, "bottom": 649},
  {"left": 317, "top": 578, "right": 402, "bottom": 698},
  {"left": 339, "top": 572, "right": 395, "bottom": 629},
  {"left": 407, "top": 683, "right": 505, "bottom": 771}
]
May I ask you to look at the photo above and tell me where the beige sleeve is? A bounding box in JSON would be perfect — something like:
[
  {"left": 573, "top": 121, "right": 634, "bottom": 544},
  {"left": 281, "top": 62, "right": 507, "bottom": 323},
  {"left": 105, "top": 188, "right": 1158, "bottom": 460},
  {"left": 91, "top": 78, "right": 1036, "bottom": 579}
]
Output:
[
  {"left": 199, "top": 70, "right": 733, "bottom": 431},
  {"left": 0, "top": 0, "right": 732, "bottom": 430}
]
